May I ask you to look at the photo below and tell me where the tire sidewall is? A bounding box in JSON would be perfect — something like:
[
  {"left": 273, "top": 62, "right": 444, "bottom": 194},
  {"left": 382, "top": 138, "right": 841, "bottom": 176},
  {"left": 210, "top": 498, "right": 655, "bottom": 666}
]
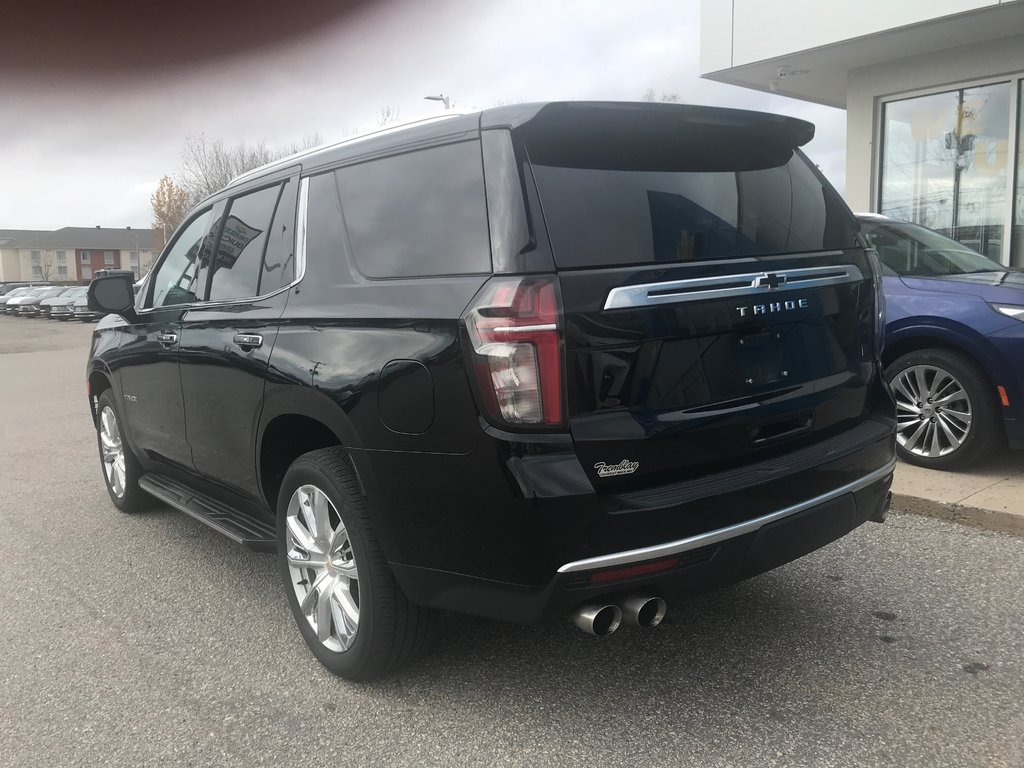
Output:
[{"left": 276, "top": 458, "right": 378, "bottom": 678}]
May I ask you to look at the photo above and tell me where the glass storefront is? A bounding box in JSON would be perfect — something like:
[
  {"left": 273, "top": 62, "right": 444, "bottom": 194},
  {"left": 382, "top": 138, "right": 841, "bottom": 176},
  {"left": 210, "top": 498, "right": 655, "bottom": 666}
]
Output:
[
  {"left": 880, "top": 82, "right": 1013, "bottom": 263},
  {"left": 1014, "top": 80, "right": 1024, "bottom": 266}
]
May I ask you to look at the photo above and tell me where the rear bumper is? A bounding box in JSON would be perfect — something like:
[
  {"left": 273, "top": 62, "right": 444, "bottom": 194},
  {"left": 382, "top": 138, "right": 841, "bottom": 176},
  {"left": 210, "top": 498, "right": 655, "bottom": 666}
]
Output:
[
  {"left": 359, "top": 416, "right": 895, "bottom": 623},
  {"left": 392, "top": 460, "right": 893, "bottom": 624}
]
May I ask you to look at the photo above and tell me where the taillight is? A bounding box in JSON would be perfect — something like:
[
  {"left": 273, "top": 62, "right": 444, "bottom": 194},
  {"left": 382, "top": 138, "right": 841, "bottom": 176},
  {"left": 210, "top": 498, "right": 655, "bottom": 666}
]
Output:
[{"left": 463, "top": 275, "right": 563, "bottom": 427}]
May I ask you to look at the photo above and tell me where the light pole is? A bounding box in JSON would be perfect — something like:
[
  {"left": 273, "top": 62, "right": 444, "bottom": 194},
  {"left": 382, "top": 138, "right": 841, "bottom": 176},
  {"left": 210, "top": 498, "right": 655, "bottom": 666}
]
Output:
[{"left": 423, "top": 94, "right": 451, "bottom": 110}]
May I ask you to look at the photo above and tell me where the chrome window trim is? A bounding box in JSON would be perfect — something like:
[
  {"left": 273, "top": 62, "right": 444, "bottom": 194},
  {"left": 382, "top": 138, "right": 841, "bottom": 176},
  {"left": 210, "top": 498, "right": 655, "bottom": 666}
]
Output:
[
  {"left": 556, "top": 459, "right": 896, "bottom": 574},
  {"left": 135, "top": 177, "right": 308, "bottom": 316},
  {"left": 603, "top": 264, "right": 865, "bottom": 310}
]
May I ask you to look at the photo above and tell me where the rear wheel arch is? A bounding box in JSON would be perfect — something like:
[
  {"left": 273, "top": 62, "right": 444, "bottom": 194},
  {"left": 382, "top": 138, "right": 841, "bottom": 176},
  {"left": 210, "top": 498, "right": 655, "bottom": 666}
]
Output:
[{"left": 258, "top": 413, "right": 369, "bottom": 512}]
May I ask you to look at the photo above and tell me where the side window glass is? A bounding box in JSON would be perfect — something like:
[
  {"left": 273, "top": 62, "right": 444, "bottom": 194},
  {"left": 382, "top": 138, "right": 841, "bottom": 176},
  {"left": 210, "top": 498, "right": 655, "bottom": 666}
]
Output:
[
  {"left": 148, "top": 209, "right": 214, "bottom": 308},
  {"left": 257, "top": 179, "right": 298, "bottom": 295},
  {"left": 335, "top": 140, "right": 491, "bottom": 278},
  {"left": 208, "top": 183, "right": 282, "bottom": 302}
]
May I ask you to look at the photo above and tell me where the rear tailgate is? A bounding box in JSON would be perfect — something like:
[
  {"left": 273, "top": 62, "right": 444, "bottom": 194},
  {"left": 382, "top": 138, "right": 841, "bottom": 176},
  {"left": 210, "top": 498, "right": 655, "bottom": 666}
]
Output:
[{"left": 518, "top": 103, "right": 877, "bottom": 491}]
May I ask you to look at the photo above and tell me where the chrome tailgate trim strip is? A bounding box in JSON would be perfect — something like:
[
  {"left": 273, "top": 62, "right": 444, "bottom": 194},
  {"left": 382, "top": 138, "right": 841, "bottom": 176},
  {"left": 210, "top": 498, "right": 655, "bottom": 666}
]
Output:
[{"left": 603, "top": 264, "right": 864, "bottom": 310}]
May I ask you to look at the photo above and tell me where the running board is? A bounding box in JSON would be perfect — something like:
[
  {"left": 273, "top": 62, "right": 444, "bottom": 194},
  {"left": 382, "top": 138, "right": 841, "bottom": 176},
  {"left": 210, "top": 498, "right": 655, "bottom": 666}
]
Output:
[{"left": 138, "top": 474, "right": 276, "bottom": 553}]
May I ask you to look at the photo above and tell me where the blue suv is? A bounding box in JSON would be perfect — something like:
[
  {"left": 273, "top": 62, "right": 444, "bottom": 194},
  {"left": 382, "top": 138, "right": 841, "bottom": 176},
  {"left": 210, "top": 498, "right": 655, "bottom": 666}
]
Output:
[{"left": 859, "top": 214, "right": 1024, "bottom": 470}]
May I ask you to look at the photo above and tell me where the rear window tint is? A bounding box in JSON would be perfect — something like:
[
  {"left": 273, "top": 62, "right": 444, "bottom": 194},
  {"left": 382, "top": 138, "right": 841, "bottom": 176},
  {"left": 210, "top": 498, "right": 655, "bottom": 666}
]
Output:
[
  {"left": 335, "top": 141, "right": 491, "bottom": 278},
  {"left": 531, "top": 150, "right": 857, "bottom": 268}
]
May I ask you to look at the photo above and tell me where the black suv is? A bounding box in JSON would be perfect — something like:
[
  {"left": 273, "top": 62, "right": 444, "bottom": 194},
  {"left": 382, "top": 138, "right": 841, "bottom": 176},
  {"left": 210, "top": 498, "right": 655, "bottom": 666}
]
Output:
[{"left": 87, "top": 102, "right": 895, "bottom": 681}]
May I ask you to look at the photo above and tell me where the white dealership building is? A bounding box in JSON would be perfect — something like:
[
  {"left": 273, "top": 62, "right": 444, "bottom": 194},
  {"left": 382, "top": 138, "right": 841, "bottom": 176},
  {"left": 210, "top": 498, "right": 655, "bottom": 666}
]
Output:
[{"left": 700, "top": 0, "right": 1024, "bottom": 265}]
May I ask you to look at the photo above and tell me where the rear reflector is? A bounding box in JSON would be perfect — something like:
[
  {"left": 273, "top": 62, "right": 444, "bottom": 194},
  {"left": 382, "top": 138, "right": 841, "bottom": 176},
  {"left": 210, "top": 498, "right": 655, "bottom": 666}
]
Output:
[
  {"left": 463, "top": 275, "right": 563, "bottom": 426},
  {"left": 588, "top": 557, "right": 679, "bottom": 585}
]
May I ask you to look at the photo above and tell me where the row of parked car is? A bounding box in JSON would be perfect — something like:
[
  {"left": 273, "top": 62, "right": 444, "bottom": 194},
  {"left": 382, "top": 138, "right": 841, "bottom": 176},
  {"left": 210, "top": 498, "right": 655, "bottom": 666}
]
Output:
[{"left": 0, "top": 283, "right": 101, "bottom": 320}]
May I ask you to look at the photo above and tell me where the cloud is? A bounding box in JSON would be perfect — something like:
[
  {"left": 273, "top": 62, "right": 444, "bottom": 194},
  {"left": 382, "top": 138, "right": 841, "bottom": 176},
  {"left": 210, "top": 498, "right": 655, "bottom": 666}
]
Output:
[{"left": 0, "top": 0, "right": 848, "bottom": 229}]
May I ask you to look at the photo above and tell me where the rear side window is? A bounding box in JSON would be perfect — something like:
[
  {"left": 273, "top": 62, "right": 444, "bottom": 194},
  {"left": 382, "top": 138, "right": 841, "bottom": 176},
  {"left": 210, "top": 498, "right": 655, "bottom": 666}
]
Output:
[
  {"left": 207, "top": 183, "right": 282, "bottom": 302},
  {"left": 530, "top": 144, "right": 857, "bottom": 268},
  {"left": 334, "top": 141, "right": 491, "bottom": 278}
]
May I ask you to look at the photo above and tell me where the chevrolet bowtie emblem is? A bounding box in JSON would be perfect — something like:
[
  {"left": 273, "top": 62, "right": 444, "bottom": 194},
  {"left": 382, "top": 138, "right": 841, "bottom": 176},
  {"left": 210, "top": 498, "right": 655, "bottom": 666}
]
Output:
[{"left": 754, "top": 273, "right": 787, "bottom": 290}]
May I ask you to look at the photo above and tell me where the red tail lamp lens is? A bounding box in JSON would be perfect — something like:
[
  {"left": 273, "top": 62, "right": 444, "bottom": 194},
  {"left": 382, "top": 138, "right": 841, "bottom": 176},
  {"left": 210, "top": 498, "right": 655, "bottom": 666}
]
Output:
[{"left": 464, "top": 276, "right": 563, "bottom": 426}]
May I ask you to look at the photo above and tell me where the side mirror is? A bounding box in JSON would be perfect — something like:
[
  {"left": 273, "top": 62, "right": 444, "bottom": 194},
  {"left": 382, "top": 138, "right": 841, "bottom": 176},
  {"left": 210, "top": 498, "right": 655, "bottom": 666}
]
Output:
[{"left": 87, "top": 274, "right": 136, "bottom": 319}]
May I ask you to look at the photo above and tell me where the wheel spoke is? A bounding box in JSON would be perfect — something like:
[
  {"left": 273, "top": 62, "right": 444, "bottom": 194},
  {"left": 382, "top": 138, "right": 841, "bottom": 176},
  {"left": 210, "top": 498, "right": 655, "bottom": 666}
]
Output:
[
  {"left": 310, "top": 488, "right": 333, "bottom": 544},
  {"left": 913, "top": 368, "right": 930, "bottom": 403},
  {"left": 333, "top": 582, "right": 360, "bottom": 628},
  {"left": 299, "top": 570, "right": 331, "bottom": 615},
  {"left": 927, "top": 371, "right": 950, "bottom": 399},
  {"left": 928, "top": 420, "right": 942, "bottom": 456},
  {"left": 298, "top": 488, "right": 318, "bottom": 540},
  {"left": 287, "top": 549, "right": 327, "bottom": 569},
  {"left": 933, "top": 390, "right": 965, "bottom": 407},
  {"left": 892, "top": 375, "right": 917, "bottom": 404},
  {"left": 902, "top": 419, "right": 929, "bottom": 451},
  {"left": 285, "top": 514, "right": 320, "bottom": 554},
  {"left": 316, "top": 578, "right": 334, "bottom": 642},
  {"left": 935, "top": 414, "right": 962, "bottom": 447},
  {"left": 330, "top": 598, "right": 356, "bottom": 649}
]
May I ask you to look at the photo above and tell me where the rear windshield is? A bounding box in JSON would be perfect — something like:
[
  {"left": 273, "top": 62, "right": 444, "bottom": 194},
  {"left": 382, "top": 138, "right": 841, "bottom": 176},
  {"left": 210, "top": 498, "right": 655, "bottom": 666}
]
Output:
[{"left": 531, "top": 145, "right": 857, "bottom": 269}]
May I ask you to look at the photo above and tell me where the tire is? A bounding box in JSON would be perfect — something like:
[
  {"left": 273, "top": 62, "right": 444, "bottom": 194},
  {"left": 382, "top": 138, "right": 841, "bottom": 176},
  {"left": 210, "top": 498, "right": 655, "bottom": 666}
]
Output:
[
  {"left": 94, "top": 390, "right": 148, "bottom": 512},
  {"left": 276, "top": 447, "right": 432, "bottom": 681},
  {"left": 885, "top": 348, "right": 1002, "bottom": 470}
]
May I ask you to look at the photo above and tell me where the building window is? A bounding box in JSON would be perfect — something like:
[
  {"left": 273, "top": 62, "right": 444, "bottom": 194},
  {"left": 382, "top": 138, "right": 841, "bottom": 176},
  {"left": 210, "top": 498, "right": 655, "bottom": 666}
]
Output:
[
  {"left": 880, "top": 82, "right": 1011, "bottom": 263},
  {"left": 81, "top": 266, "right": 92, "bottom": 280},
  {"left": 32, "top": 266, "right": 43, "bottom": 279},
  {"left": 129, "top": 250, "right": 139, "bottom": 265},
  {"left": 104, "top": 250, "right": 115, "bottom": 265},
  {"left": 1013, "top": 81, "right": 1024, "bottom": 266},
  {"left": 58, "top": 265, "right": 68, "bottom": 280},
  {"left": 80, "top": 252, "right": 90, "bottom": 263},
  {"left": 31, "top": 250, "right": 41, "bottom": 264},
  {"left": 56, "top": 250, "right": 66, "bottom": 264}
]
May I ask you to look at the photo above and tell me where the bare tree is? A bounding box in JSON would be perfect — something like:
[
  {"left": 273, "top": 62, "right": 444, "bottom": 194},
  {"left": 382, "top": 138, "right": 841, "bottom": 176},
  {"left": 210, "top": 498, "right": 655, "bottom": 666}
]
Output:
[
  {"left": 32, "top": 251, "right": 57, "bottom": 281},
  {"left": 376, "top": 105, "right": 400, "bottom": 126},
  {"left": 175, "top": 132, "right": 323, "bottom": 207},
  {"left": 641, "top": 88, "right": 682, "bottom": 103}
]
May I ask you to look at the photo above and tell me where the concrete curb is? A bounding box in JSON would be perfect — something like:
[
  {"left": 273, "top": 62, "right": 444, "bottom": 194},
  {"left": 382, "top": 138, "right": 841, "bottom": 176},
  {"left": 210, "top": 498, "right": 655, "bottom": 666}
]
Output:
[{"left": 892, "top": 492, "right": 1024, "bottom": 537}]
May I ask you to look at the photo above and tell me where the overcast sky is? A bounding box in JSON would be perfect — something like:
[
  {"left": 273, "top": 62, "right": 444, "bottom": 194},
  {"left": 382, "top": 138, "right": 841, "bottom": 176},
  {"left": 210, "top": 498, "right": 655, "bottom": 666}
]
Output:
[{"left": 1, "top": 0, "right": 846, "bottom": 230}]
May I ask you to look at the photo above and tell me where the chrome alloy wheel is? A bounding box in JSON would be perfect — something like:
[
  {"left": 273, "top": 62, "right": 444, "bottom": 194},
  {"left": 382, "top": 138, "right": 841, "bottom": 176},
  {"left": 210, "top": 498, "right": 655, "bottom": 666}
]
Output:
[
  {"left": 99, "top": 406, "right": 126, "bottom": 498},
  {"left": 891, "top": 364, "right": 973, "bottom": 458},
  {"left": 285, "top": 484, "right": 360, "bottom": 652}
]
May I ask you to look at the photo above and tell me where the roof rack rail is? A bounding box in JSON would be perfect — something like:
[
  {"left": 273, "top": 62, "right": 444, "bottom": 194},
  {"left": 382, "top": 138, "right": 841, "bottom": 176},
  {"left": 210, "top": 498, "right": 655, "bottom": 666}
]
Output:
[{"left": 227, "top": 110, "right": 478, "bottom": 188}]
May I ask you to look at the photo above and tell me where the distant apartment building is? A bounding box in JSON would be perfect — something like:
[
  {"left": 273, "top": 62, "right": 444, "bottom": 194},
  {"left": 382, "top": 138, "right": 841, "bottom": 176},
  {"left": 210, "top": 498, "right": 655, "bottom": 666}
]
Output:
[{"left": 0, "top": 226, "right": 157, "bottom": 283}]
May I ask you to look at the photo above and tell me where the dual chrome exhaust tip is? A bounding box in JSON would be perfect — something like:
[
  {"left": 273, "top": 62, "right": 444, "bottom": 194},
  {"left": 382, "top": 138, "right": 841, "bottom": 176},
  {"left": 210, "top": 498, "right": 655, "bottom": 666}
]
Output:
[{"left": 571, "top": 595, "right": 667, "bottom": 636}]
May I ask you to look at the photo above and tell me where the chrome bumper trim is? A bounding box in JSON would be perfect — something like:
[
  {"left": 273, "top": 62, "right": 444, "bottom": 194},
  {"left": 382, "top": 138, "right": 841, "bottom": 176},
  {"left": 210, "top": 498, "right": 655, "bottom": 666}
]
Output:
[{"left": 556, "top": 459, "right": 896, "bottom": 574}]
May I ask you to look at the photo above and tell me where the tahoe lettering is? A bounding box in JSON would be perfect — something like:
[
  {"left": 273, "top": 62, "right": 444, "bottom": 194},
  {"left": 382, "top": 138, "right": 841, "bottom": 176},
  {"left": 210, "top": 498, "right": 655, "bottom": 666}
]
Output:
[{"left": 735, "top": 297, "right": 809, "bottom": 318}]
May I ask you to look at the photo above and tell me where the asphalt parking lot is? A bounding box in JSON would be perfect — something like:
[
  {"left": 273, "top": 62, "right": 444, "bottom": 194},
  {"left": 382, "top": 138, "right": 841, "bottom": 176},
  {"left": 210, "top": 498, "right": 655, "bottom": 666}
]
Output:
[{"left": 2, "top": 316, "right": 1023, "bottom": 768}]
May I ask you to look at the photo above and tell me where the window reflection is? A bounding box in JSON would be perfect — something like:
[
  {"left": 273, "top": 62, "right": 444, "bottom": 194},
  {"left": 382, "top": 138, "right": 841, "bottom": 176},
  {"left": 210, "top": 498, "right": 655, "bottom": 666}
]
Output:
[
  {"left": 881, "top": 83, "right": 1010, "bottom": 262},
  {"left": 150, "top": 209, "right": 214, "bottom": 308},
  {"left": 1013, "top": 81, "right": 1024, "bottom": 266}
]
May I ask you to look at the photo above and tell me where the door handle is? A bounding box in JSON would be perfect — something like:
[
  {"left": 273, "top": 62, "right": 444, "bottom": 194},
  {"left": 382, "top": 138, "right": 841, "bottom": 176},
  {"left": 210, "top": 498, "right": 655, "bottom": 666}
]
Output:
[
  {"left": 233, "top": 333, "right": 264, "bottom": 350},
  {"left": 156, "top": 332, "right": 178, "bottom": 347}
]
